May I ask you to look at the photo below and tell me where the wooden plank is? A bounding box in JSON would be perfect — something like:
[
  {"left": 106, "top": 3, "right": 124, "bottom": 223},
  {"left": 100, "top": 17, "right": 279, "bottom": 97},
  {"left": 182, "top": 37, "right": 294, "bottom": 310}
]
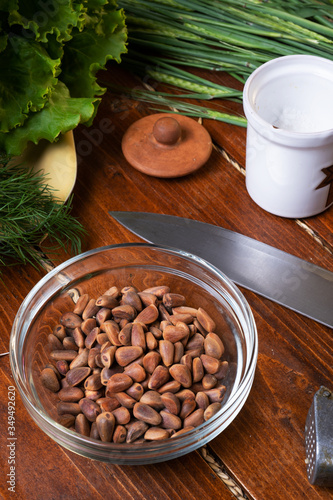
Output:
[
  {"left": 1, "top": 64, "right": 332, "bottom": 500},
  {"left": 210, "top": 293, "right": 333, "bottom": 500},
  {"left": 0, "top": 355, "right": 234, "bottom": 499}
]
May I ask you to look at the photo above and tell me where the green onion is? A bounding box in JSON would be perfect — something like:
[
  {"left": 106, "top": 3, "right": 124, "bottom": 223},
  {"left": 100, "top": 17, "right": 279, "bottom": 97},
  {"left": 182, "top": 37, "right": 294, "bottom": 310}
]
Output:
[
  {"left": 123, "top": 89, "right": 248, "bottom": 127},
  {"left": 117, "top": 0, "right": 333, "bottom": 126},
  {"left": 122, "top": 54, "right": 244, "bottom": 99}
]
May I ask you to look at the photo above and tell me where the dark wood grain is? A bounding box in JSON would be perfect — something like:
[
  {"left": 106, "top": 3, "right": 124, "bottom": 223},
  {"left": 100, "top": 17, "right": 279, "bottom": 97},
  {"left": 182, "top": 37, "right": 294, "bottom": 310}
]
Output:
[{"left": 0, "top": 63, "right": 332, "bottom": 500}]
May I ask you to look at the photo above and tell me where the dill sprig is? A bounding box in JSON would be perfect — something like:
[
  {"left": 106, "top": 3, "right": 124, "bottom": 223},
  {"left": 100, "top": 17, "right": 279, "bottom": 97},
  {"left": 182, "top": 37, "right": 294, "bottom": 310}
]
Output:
[{"left": 0, "top": 155, "right": 85, "bottom": 270}]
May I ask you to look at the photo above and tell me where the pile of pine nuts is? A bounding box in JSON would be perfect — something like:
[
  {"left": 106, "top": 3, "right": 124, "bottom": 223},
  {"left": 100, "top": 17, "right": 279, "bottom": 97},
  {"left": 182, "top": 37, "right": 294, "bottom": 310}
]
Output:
[{"left": 41, "top": 284, "right": 229, "bottom": 443}]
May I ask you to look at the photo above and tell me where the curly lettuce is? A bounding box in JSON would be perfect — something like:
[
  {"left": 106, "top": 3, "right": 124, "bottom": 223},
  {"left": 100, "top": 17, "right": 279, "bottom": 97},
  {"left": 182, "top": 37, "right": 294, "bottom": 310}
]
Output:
[{"left": 0, "top": 0, "right": 127, "bottom": 155}]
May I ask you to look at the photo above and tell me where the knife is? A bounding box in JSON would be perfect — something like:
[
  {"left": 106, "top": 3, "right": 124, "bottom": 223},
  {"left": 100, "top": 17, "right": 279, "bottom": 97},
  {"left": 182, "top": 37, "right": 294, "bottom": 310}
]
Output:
[{"left": 110, "top": 211, "right": 333, "bottom": 328}]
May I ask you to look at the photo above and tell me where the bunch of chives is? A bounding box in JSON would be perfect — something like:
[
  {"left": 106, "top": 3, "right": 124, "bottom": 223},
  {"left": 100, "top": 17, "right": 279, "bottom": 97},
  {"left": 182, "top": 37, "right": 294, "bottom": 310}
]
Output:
[{"left": 117, "top": 0, "right": 333, "bottom": 125}]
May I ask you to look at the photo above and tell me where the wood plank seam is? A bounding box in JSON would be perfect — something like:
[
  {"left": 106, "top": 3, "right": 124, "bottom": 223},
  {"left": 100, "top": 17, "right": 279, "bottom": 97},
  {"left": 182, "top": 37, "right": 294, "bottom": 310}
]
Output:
[
  {"left": 212, "top": 143, "right": 246, "bottom": 176},
  {"left": 142, "top": 81, "right": 180, "bottom": 115},
  {"left": 295, "top": 220, "right": 333, "bottom": 256},
  {"left": 199, "top": 445, "right": 250, "bottom": 500}
]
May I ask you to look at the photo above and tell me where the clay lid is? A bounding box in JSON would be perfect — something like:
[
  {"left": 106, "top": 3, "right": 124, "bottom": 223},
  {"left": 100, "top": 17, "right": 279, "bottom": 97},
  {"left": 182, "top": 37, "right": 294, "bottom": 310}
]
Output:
[{"left": 121, "top": 113, "right": 212, "bottom": 178}]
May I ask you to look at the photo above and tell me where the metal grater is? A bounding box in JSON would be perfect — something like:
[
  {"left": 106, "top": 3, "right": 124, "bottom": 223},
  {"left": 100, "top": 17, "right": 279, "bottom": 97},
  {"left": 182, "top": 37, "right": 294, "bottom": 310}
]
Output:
[{"left": 305, "top": 386, "right": 333, "bottom": 487}]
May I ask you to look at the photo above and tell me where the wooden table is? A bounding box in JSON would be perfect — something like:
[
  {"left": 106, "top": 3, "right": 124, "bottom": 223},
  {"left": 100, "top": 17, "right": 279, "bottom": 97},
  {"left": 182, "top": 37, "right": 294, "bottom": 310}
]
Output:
[{"left": 1, "top": 63, "right": 332, "bottom": 500}]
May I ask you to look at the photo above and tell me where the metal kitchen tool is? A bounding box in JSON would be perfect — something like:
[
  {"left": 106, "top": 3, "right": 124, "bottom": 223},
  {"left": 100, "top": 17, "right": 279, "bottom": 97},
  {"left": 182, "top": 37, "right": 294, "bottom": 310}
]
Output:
[
  {"left": 109, "top": 211, "right": 333, "bottom": 328},
  {"left": 305, "top": 386, "right": 333, "bottom": 487},
  {"left": 121, "top": 113, "right": 212, "bottom": 178}
]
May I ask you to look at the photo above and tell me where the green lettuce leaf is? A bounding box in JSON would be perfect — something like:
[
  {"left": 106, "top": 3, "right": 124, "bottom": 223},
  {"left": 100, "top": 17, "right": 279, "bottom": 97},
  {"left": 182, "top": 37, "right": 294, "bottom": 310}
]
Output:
[
  {"left": 0, "top": 0, "right": 127, "bottom": 155},
  {"left": 0, "top": 0, "right": 18, "bottom": 11},
  {"left": 0, "top": 35, "right": 59, "bottom": 133},
  {"left": 60, "top": 5, "right": 127, "bottom": 101},
  {"left": 84, "top": 0, "right": 110, "bottom": 9},
  {"left": 0, "top": 80, "right": 98, "bottom": 154},
  {"left": 8, "top": 0, "right": 83, "bottom": 43},
  {"left": 0, "top": 33, "right": 8, "bottom": 53}
]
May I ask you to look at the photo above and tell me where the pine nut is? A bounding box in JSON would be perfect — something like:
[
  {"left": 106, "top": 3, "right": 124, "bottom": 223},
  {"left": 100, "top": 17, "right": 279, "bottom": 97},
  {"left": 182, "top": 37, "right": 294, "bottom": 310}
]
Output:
[{"left": 41, "top": 282, "right": 230, "bottom": 443}]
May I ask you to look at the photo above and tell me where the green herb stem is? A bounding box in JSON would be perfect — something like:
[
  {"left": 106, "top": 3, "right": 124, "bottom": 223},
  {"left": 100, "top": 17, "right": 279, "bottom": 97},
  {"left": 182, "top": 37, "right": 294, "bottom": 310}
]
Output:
[
  {"left": 115, "top": 88, "right": 248, "bottom": 126},
  {"left": 117, "top": 0, "right": 333, "bottom": 127},
  {"left": 0, "top": 157, "right": 85, "bottom": 270}
]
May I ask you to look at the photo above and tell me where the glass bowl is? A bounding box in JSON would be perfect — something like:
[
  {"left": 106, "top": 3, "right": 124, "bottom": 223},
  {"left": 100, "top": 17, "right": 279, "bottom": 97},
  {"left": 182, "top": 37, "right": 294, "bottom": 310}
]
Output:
[{"left": 10, "top": 243, "right": 258, "bottom": 465}]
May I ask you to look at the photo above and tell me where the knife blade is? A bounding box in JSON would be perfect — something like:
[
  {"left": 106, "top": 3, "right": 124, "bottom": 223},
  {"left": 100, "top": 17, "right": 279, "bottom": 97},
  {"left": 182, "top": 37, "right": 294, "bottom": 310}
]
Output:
[{"left": 110, "top": 211, "right": 333, "bottom": 328}]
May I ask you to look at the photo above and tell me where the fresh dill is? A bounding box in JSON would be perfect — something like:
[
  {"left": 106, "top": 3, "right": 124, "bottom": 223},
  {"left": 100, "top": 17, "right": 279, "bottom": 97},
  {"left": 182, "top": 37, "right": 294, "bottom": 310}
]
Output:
[{"left": 0, "top": 155, "right": 85, "bottom": 271}]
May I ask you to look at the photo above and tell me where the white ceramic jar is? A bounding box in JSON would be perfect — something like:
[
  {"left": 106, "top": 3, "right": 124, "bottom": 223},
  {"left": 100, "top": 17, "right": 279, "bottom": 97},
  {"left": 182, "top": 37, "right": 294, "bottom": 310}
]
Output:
[{"left": 243, "top": 55, "right": 333, "bottom": 218}]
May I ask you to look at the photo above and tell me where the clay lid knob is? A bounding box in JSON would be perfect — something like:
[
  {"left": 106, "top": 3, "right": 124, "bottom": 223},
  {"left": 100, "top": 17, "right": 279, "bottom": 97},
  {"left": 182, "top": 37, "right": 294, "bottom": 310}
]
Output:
[
  {"left": 121, "top": 113, "right": 212, "bottom": 178},
  {"left": 153, "top": 117, "right": 181, "bottom": 146}
]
